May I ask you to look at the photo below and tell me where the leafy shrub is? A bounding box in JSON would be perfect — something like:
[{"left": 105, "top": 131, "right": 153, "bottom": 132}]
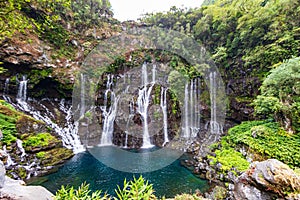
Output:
[
  {"left": 208, "top": 146, "right": 249, "bottom": 174},
  {"left": 225, "top": 121, "right": 300, "bottom": 168},
  {"left": 55, "top": 176, "right": 157, "bottom": 200},
  {"left": 115, "top": 176, "right": 156, "bottom": 200},
  {"left": 253, "top": 57, "right": 300, "bottom": 132},
  {"left": 55, "top": 182, "right": 108, "bottom": 200}
]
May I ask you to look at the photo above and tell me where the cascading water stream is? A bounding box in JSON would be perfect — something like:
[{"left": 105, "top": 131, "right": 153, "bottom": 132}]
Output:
[
  {"left": 16, "top": 139, "right": 26, "bottom": 159},
  {"left": 80, "top": 73, "right": 86, "bottom": 117},
  {"left": 17, "top": 76, "right": 28, "bottom": 102},
  {"left": 100, "top": 75, "right": 119, "bottom": 145},
  {"left": 152, "top": 63, "right": 156, "bottom": 83},
  {"left": 137, "top": 84, "right": 154, "bottom": 148},
  {"left": 137, "top": 63, "right": 155, "bottom": 148},
  {"left": 3, "top": 78, "right": 11, "bottom": 102},
  {"left": 161, "top": 87, "right": 169, "bottom": 146},
  {"left": 3, "top": 146, "right": 15, "bottom": 167},
  {"left": 59, "top": 100, "right": 85, "bottom": 153},
  {"left": 3, "top": 75, "right": 85, "bottom": 153},
  {"left": 209, "top": 71, "right": 220, "bottom": 134},
  {"left": 182, "top": 79, "right": 201, "bottom": 139},
  {"left": 124, "top": 99, "right": 135, "bottom": 148}
]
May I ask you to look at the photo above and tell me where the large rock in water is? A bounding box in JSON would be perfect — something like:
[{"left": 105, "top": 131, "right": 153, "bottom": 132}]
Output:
[{"left": 234, "top": 159, "right": 300, "bottom": 200}]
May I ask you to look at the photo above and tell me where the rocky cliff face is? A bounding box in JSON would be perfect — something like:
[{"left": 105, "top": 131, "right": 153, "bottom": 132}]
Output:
[{"left": 0, "top": 33, "right": 77, "bottom": 99}]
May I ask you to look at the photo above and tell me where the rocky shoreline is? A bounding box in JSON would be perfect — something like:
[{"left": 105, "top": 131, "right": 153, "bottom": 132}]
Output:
[
  {"left": 182, "top": 140, "right": 300, "bottom": 200},
  {"left": 0, "top": 160, "right": 54, "bottom": 200}
]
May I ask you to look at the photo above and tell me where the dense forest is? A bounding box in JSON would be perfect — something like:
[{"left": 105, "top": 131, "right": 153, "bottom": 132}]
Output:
[{"left": 0, "top": 0, "right": 300, "bottom": 199}]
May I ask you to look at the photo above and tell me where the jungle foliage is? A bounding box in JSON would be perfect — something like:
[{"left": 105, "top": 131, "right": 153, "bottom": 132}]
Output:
[
  {"left": 0, "top": 0, "right": 114, "bottom": 45},
  {"left": 141, "top": 0, "right": 300, "bottom": 79},
  {"left": 253, "top": 57, "right": 300, "bottom": 133}
]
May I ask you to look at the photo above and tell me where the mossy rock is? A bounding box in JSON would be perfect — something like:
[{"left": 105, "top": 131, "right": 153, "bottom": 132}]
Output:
[
  {"left": 22, "top": 133, "right": 60, "bottom": 152},
  {"left": 16, "top": 166, "right": 27, "bottom": 179},
  {"left": 16, "top": 115, "right": 47, "bottom": 136},
  {"left": 39, "top": 148, "right": 73, "bottom": 166},
  {"left": 0, "top": 100, "right": 48, "bottom": 146},
  {"left": 173, "top": 193, "right": 206, "bottom": 200}
]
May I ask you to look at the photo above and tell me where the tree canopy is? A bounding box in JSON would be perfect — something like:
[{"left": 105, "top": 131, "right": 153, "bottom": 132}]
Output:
[
  {"left": 253, "top": 57, "right": 300, "bottom": 132},
  {"left": 141, "top": 0, "right": 300, "bottom": 80}
]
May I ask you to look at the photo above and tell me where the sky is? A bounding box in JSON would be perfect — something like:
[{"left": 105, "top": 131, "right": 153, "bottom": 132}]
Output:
[{"left": 109, "top": 0, "right": 204, "bottom": 21}]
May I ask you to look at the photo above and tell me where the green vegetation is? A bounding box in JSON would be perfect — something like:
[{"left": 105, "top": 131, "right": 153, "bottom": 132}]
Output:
[
  {"left": 55, "top": 176, "right": 206, "bottom": 200},
  {"left": 55, "top": 176, "right": 156, "bottom": 200},
  {"left": 0, "top": 100, "right": 20, "bottom": 145},
  {"left": 0, "top": 0, "right": 115, "bottom": 60},
  {"left": 36, "top": 151, "right": 46, "bottom": 159},
  {"left": 142, "top": 0, "right": 300, "bottom": 80},
  {"left": 224, "top": 121, "right": 300, "bottom": 168},
  {"left": 173, "top": 193, "right": 204, "bottom": 200},
  {"left": 39, "top": 147, "right": 73, "bottom": 166},
  {"left": 0, "top": 0, "right": 71, "bottom": 41},
  {"left": 23, "top": 132, "right": 58, "bottom": 150},
  {"left": 253, "top": 57, "right": 300, "bottom": 132},
  {"left": 115, "top": 176, "right": 156, "bottom": 200},
  {"left": 55, "top": 182, "right": 107, "bottom": 200},
  {"left": 0, "top": 113, "right": 17, "bottom": 145},
  {"left": 208, "top": 146, "right": 249, "bottom": 174}
]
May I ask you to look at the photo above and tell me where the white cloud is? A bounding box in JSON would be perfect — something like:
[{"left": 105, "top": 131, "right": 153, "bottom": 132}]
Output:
[{"left": 109, "top": 0, "right": 204, "bottom": 21}]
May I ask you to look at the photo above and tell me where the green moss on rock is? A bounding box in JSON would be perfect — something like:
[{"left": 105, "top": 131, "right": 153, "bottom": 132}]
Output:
[
  {"left": 22, "top": 132, "right": 60, "bottom": 151},
  {"left": 36, "top": 151, "right": 46, "bottom": 159},
  {"left": 40, "top": 148, "right": 73, "bottom": 166}
]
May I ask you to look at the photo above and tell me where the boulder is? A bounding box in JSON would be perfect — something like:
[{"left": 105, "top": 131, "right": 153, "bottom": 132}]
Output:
[
  {"left": 0, "top": 161, "right": 5, "bottom": 188},
  {"left": 234, "top": 159, "right": 300, "bottom": 199},
  {"left": 0, "top": 176, "right": 54, "bottom": 200}
]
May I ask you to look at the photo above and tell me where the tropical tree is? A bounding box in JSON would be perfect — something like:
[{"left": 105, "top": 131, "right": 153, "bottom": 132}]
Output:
[{"left": 253, "top": 57, "right": 300, "bottom": 132}]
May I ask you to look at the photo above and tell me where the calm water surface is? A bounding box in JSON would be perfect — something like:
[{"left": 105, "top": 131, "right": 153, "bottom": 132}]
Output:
[{"left": 29, "top": 146, "right": 209, "bottom": 198}]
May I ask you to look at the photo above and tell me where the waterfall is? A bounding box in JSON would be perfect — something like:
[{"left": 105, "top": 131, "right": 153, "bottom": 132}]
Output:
[
  {"left": 4, "top": 78, "right": 9, "bottom": 94},
  {"left": 152, "top": 63, "right": 156, "bottom": 83},
  {"left": 4, "top": 75, "right": 85, "bottom": 153},
  {"left": 124, "top": 99, "right": 134, "bottom": 148},
  {"left": 182, "top": 79, "right": 201, "bottom": 139},
  {"left": 137, "top": 84, "right": 154, "bottom": 148},
  {"left": 17, "top": 99, "right": 85, "bottom": 153},
  {"left": 80, "top": 73, "right": 86, "bottom": 117},
  {"left": 3, "top": 78, "right": 11, "bottom": 102},
  {"left": 16, "top": 139, "right": 26, "bottom": 158},
  {"left": 183, "top": 83, "right": 189, "bottom": 138},
  {"left": 100, "top": 75, "right": 119, "bottom": 145},
  {"left": 142, "top": 63, "right": 148, "bottom": 85},
  {"left": 17, "top": 76, "right": 28, "bottom": 102},
  {"left": 161, "top": 87, "right": 169, "bottom": 146},
  {"left": 59, "top": 100, "right": 85, "bottom": 153},
  {"left": 3, "top": 146, "right": 15, "bottom": 167},
  {"left": 209, "top": 71, "right": 220, "bottom": 134}
]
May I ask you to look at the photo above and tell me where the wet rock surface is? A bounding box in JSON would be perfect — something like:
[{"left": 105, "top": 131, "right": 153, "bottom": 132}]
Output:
[{"left": 0, "top": 160, "right": 54, "bottom": 200}]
